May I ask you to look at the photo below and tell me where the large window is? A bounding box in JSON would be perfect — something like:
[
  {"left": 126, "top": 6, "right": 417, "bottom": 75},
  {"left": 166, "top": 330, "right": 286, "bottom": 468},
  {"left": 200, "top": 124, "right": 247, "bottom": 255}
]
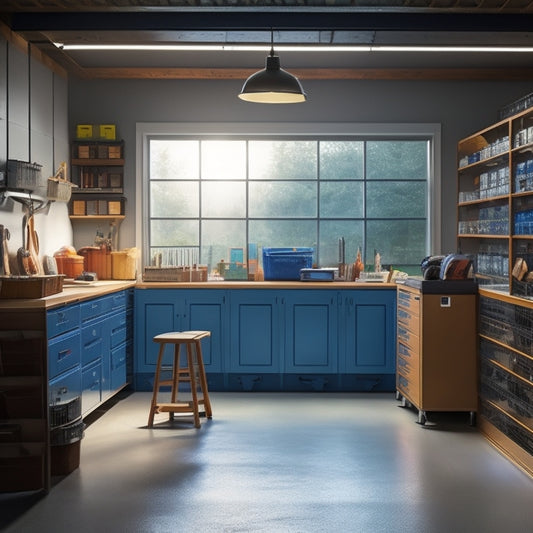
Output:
[{"left": 137, "top": 123, "right": 440, "bottom": 278}]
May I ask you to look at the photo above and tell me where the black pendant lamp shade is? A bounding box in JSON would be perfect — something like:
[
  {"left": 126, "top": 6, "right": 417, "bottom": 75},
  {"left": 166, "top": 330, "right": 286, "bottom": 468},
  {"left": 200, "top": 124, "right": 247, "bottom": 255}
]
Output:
[{"left": 239, "top": 46, "right": 306, "bottom": 104}]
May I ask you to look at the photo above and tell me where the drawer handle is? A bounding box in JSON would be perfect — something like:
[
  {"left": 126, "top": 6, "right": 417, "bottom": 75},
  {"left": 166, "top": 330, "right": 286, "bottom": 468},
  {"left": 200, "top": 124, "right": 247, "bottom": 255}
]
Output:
[{"left": 57, "top": 349, "right": 71, "bottom": 361}]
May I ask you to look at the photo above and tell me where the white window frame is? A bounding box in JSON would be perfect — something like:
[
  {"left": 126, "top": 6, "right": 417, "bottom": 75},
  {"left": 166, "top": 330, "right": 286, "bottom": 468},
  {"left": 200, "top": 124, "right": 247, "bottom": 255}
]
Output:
[{"left": 136, "top": 122, "right": 441, "bottom": 268}]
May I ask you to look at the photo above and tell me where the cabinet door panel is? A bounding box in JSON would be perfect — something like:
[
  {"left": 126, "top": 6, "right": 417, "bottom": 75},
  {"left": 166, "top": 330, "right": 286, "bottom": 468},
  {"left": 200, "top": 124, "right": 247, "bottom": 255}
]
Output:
[
  {"left": 344, "top": 290, "right": 396, "bottom": 374},
  {"left": 284, "top": 291, "right": 337, "bottom": 373},
  {"left": 183, "top": 291, "right": 226, "bottom": 372},
  {"left": 229, "top": 291, "right": 280, "bottom": 372}
]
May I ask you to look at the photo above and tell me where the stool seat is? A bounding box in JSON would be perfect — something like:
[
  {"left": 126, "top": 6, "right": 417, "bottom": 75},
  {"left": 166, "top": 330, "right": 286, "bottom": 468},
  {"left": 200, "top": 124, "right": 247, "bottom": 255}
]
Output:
[{"left": 148, "top": 330, "right": 212, "bottom": 429}]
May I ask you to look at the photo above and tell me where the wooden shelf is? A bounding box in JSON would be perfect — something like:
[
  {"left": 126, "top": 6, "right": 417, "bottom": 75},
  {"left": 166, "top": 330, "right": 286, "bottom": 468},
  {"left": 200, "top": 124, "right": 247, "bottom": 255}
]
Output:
[
  {"left": 69, "top": 215, "right": 125, "bottom": 220},
  {"left": 71, "top": 158, "right": 124, "bottom": 166}
]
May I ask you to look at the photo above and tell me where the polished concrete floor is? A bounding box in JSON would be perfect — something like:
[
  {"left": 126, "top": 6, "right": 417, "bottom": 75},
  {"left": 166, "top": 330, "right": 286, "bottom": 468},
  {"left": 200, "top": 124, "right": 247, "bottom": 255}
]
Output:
[{"left": 1, "top": 391, "right": 533, "bottom": 533}]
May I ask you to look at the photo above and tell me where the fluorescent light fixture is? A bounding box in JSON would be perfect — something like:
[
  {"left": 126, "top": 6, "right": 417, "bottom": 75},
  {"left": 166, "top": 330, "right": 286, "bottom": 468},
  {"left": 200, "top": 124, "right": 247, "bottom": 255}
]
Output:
[{"left": 53, "top": 42, "right": 533, "bottom": 53}]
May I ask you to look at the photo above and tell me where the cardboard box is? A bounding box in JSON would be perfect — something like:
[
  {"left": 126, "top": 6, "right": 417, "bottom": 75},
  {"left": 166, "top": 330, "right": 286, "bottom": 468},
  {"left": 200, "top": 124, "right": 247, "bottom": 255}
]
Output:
[
  {"left": 72, "top": 200, "right": 86, "bottom": 215},
  {"left": 108, "top": 145, "right": 122, "bottom": 159},
  {"left": 108, "top": 200, "right": 123, "bottom": 215}
]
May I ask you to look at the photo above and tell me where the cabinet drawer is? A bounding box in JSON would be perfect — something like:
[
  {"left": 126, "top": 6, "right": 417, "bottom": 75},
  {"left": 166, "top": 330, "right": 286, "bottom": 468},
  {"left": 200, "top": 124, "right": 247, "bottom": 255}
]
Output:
[
  {"left": 397, "top": 342, "right": 419, "bottom": 378},
  {"left": 47, "top": 305, "right": 80, "bottom": 339},
  {"left": 81, "top": 362, "right": 101, "bottom": 414},
  {"left": 110, "top": 344, "right": 127, "bottom": 390},
  {"left": 81, "top": 319, "right": 106, "bottom": 367},
  {"left": 397, "top": 325, "right": 419, "bottom": 352},
  {"left": 49, "top": 365, "right": 81, "bottom": 410},
  {"left": 398, "top": 289, "right": 420, "bottom": 315},
  {"left": 48, "top": 330, "right": 81, "bottom": 379},
  {"left": 109, "top": 310, "right": 127, "bottom": 349},
  {"left": 397, "top": 373, "right": 419, "bottom": 405},
  {"left": 397, "top": 307, "right": 420, "bottom": 334},
  {"left": 109, "top": 290, "right": 127, "bottom": 311},
  {"left": 80, "top": 296, "right": 112, "bottom": 323}
]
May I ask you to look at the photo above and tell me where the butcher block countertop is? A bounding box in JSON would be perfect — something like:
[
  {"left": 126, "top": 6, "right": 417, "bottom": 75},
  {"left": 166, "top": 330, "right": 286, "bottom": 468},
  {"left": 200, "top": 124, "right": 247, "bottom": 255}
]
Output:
[
  {"left": 0, "top": 279, "right": 398, "bottom": 310},
  {"left": 0, "top": 280, "right": 136, "bottom": 310},
  {"left": 136, "top": 280, "right": 398, "bottom": 290}
]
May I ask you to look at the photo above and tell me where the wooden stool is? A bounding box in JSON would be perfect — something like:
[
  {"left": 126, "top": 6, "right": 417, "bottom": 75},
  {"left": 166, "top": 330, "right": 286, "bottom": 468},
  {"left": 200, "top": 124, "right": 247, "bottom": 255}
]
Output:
[{"left": 148, "top": 330, "right": 213, "bottom": 429}]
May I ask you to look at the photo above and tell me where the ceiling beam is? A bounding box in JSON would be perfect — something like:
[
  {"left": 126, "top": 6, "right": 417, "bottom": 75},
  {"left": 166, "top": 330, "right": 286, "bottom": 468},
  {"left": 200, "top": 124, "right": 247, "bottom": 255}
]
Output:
[
  {"left": 79, "top": 67, "right": 533, "bottom": 80},
  {"left": 10, "top": 11, "right": 533, "bottom": 33}
]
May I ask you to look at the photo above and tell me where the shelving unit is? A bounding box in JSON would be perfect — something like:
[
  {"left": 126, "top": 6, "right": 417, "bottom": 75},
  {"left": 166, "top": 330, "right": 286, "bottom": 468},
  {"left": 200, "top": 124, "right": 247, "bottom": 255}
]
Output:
[
  {"left": 459, "top": 105, "right": 533, "bottom": 477},
  {"left": 69, "top": 140, "right": 126, "bottom": 220},
  {"left": 457, "top": 105, "right": 533, "bottom": 296}
]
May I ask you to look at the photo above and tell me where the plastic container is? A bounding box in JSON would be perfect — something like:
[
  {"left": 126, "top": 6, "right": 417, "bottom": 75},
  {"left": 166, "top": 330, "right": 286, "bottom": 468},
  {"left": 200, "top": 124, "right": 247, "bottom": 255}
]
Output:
[{"left": 262, "top": 247, "right": 314, "bottom": 281}]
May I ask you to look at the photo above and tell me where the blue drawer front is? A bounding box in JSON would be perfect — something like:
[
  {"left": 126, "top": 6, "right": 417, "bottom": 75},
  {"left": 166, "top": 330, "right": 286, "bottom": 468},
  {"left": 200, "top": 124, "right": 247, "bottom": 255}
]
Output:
[
  {"left": 81, "top": 296, "right": 112, "bottom": 323},
  {"left": 49, "top": 365, "right": 81, "bottom": 407},
  {"left": 109, "top": 290, "right": 127, "bottom": 311},
  {"left": 48, "top": 330, "right": 81, "bottom": 379},
  {"left": 81, "top": 319, "right": 107, "bottom": 366},
  {"left": 82, "top": 361, "right": 102, "bottom": 414},
  {"left": 110, "top": 344, "right": 127, "bottom": 390},
  {"left": 110, "top": 311, "right": 127, "bottom": 349},
  {"left": 47, "top": 305, "right": 80, "bottom": 339}
]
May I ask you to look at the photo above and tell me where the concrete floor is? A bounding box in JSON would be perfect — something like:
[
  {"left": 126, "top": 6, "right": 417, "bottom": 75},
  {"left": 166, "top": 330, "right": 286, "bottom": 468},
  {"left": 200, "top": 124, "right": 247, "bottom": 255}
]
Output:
[{"left": 1, "top": 391, "right": 533, "bottom": 533}]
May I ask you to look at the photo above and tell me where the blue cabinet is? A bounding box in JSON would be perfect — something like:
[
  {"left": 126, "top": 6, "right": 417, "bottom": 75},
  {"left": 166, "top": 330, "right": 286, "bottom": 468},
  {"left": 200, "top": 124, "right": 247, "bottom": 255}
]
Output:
[
  {"left": 134, "top": 289, "right": 227, "bottom": 390},
  {"left": 342, "top": 290, "right": 396, "bottom": 374},
  {"left": 133, "top": 286, "right": 396, "bottom": 392},
  {"left": 229, "top": 290, "right": 282, "bottom": 373},
  {"left": 283, "top": 290, "right": 338, "bottom": 373}
]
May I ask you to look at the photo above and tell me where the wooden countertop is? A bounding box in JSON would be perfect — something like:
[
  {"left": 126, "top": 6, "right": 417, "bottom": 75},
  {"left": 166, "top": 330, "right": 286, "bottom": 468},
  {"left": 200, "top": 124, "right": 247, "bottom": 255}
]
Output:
[
  {"left": 0, "top": 280, "right": 136, "bottom": 310},
  {"left": 0, "top": 279, "right": 399, "bottom": 310},
  {"left": 136, "top": 280, "right": 398, "bottom": 290}
]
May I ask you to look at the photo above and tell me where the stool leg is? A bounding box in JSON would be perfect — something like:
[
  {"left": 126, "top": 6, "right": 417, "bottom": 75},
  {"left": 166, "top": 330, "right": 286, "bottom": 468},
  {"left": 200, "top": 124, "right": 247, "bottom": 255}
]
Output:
[
  {"left": 169, "top": 343, "right": 181, "bottom": 421},
  {"left": 195, "top": 339, "right": 212, "bottom": 419},
  {"left": 187, "top": 343, "right": 201, "bottom": 428},
  {"left": 148, "top": 343, "right": 166, "bottom": 428}
]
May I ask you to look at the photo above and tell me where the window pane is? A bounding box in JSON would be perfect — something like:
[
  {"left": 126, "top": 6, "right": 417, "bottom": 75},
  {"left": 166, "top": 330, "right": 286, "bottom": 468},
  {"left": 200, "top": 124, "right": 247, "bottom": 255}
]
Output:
[
  {"left": 202, "top": 182, "right": 246, "bottom": 218},
  {"left": 366, "top": 141, "right": 428, "bottom": 180},
  {"left": 201, "top": 140, "right": 246, "bottom": 180},
  {"left": 366, "top": 220, "right": 426, "bottom": 267},
  {"left": 150, "top": 181, "right": 198, "bottom": 218},
  {"left": 320, "top": 181, "right": 364, "bottom": 218},
  {"left": 150, "top": 140, "right": 199, "bottom": 180},
  {"left": 150, "top": 219, "right": 198, "bottom": 247},
  {"left": 366, "top": 181, "right": 427, "bottom": 218},
  {"left": 249, "top": 220, "right": 317, "bottom": 251},
  {"left": 319, "top": 220, "right": 364, "bottom": 268},
  {"left": 249, "top": 182, "right": 317, "bottom": 217},
  {"left": 201, "top": 220, "right": 247, "bottom": 273},
  {"left": 249, "top": 141, "right": 317, "bottom": 180},
  {"left": 320, "top": 141, "right": 364, "bottom": 180}
]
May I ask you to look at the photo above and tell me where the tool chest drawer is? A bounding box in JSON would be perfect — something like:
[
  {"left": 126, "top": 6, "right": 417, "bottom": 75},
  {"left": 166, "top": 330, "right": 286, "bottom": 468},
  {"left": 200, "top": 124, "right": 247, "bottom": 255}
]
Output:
[{"left": 48, "top": 330, "right": 81, "bottom": 379}]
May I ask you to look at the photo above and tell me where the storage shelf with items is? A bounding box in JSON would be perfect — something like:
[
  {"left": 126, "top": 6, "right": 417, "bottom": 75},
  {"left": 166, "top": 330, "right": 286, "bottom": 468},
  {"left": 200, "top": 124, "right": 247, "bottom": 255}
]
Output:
[{"left": 69, "top": 139, "right": 126, "bottom": 222}]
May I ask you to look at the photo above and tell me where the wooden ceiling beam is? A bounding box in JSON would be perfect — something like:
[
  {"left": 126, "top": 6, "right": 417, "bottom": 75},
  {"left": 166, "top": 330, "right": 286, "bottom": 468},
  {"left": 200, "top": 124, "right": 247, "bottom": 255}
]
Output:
[{"left": 80, "top": 66, "right": 533, "bottom": 80}]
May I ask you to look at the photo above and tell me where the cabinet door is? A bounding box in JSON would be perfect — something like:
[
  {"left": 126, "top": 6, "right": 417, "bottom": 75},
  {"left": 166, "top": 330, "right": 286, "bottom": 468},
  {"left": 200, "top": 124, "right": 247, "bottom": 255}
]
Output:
[
  {"left": 343, "top": 289, "right": 396, "bottom": 374},
  {"left": 134, "top": 289, "right": 180, "bottom": 374},
  {"left": 229, "top": 290, "right": 281, "bottom": 372},
  {"left": 284, "top": 290, "right": 338, "bottom": 373},
  {"left": 181, "top": 290, "right": 227, "bottom": 373}
]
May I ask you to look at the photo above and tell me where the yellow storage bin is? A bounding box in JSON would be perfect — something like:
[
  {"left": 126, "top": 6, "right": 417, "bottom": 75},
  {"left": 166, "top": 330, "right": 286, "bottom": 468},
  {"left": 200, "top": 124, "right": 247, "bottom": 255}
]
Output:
[{"left": 112, "top": 248, "right": 138, "bottom": 280}]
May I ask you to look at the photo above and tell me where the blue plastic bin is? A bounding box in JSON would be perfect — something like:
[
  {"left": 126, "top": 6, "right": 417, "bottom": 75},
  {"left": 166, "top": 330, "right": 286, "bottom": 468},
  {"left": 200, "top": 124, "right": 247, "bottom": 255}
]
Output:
[{"left": 262, "top": 247, "right": 314, "bottom": 281}]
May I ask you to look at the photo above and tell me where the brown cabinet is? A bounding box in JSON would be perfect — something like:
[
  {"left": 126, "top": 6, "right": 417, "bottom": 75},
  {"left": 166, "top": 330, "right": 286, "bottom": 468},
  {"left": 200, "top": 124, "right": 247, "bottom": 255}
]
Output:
[{"left": 396, "top": 282, "right": 478, "bottom": 425}]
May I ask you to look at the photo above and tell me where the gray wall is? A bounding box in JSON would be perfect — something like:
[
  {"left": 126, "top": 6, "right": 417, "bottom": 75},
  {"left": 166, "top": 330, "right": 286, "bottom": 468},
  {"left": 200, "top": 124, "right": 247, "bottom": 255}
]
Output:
[
  {"left": 69, "top": 77, "right": 533, "bottom": 257},
  {"left": 0, "top": 34, "right": 71, "bottom": 265}
]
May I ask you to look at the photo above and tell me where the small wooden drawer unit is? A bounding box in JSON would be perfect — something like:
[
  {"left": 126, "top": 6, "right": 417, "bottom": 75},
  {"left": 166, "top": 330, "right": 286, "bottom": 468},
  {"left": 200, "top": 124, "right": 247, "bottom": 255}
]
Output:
[{"left": 396, "top": 280, "right": 478, "bottom": 425}]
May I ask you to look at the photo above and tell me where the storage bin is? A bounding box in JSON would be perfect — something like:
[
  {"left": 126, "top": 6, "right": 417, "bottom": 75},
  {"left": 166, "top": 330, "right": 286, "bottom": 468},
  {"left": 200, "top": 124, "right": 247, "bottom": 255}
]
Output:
[
  {"left": 6, "top": 160, "right": 43, "bottom": 192},
  {"left": 111, "top": 248, "right": 138, "bottom": 280},
  {"left": 55, "top": 256, "right": 84, "bottom": 279},
  {"left": 262, "top": 247, "right": 314, "bottom": 281},
  {"left": 0, "top": 275, "right": 64, "bottom": 299}
]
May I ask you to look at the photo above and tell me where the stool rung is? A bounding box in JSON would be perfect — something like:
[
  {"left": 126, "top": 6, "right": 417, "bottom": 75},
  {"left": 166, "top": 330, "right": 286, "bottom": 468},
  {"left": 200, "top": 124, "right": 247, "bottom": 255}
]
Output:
[{"left": 155, "top": 402, "right": 194, "bottom": 414}]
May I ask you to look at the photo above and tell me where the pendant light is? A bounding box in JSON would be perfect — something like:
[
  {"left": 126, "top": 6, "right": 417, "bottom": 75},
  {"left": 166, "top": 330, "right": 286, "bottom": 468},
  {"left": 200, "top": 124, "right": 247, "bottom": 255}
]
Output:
[{"left": 238, "top": 30, "right": 306, "bottom": 104}]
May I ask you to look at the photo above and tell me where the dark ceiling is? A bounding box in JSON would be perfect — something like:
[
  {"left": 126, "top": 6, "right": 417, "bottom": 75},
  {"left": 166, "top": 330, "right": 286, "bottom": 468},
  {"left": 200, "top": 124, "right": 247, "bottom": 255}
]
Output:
[{"left": 2, "top": 1, "right": 533, "bottom": 80}]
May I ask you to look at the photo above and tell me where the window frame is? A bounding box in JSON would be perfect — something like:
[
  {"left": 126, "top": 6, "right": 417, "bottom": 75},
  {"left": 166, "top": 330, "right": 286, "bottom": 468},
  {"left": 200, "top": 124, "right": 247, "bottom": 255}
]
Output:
[{"left": 136, "top": 122, "right": 441, "bottom": 270}]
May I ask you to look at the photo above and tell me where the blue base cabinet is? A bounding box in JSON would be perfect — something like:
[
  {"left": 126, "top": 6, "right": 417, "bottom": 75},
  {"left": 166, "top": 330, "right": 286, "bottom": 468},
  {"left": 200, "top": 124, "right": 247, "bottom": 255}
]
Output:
[
  {"left": 134, "top": 289, "right": 227, "bottom": 390},
  {"left": 134, "top": 287, "right": 396, "bottom": 392}
]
